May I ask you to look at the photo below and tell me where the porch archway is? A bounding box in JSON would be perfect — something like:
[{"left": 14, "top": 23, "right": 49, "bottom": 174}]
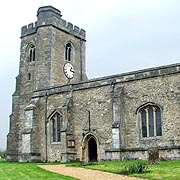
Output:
[{"left": 81, "top": 133, "right": 99, "bottom": 162}]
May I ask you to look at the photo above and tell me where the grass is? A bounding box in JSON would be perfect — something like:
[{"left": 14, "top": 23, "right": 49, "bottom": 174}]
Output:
[
  {"left": 0, "top": 159, "right": 179, "bottom": 180},
  {"left": 0, "top": 159, "right": 78, "bottom": 180},
  {"left": 137, "top": 160, "right": 180, "bottom": 180},
  {"left": 67, "top": 160, "right": 180, "bottom": 180}
]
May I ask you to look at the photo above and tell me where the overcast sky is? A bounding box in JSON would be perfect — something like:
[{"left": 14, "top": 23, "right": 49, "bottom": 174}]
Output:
[{"left": 1, "top": 0, "right": 180, "bottom": 150}]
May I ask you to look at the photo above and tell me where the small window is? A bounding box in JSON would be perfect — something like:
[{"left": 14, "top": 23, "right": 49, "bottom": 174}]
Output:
[
  {"left": 29, "top": 44, "right": 35, "bottom": 62},
  {"left": 51, "top": 113, "right": 62, "bottom": 142},
  {"left": 65, "top": 42, "right": 72, "bottom": 61},
  {"left": 28, "top": 73, "right": 31, "bottom": 80},
  {"left": 139, "top": 104, "right": 162, "bottom": 138}
]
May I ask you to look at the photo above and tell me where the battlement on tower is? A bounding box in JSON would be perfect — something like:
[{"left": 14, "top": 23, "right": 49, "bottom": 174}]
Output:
[{"left": 21, "top": 6, "right": 86, "bottom": 39}]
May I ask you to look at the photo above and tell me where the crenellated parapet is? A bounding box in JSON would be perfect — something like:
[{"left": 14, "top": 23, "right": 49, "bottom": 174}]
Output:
[
  {"left": 21, "top": 22, "right": 37, "bottom": 37},
  {"left": 21, "top": 6, "right": 86, "bottom": 40}
]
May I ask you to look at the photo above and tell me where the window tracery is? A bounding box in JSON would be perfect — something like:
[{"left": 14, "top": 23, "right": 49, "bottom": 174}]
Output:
[
  {"left": 28, "top": 44, "right": 35, "bottom": 62},
  {"left": 139, "top": 104, "right": 162, "bottom": 138},
  {"left": 65, "top": 42, "right": 72, "bottom": 61}
]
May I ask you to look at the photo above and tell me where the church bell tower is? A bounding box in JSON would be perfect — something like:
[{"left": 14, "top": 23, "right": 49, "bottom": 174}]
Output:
[
  {"left": 21, "top": 6, "right": 87, "bottom": 90},
  {"left": 7, "top": 6, "right": 87, "bottom": 162}
]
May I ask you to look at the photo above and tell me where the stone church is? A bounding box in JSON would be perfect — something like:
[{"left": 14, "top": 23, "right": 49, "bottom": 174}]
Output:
[{"left": 7, "top": 6, "right": 180, "bottom": 162}]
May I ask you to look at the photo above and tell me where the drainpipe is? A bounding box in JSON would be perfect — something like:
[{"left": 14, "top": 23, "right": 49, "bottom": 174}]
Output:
[
  {"left": 111, "top": 82, "right": 115, "bottom": 123},
  {"left": 88, "top": 110, "right": 91, "bottom": 132},
  {"left": 44, "top": 92, "right": 48, "bottom": 162}
]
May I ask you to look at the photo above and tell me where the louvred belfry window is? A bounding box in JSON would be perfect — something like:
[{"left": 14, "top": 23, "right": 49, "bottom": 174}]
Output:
[
  {"left": 65, "top": 42, "right": 72, "bottom": 61},
  {"left": 29, "top": 44, "right": 35, "bottom": 62}
]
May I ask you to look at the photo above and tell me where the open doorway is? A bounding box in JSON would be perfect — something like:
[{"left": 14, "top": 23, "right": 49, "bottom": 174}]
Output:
[
  {"left": 81, "top": 133, "right": 99, "bottom": 162},
  {"left": 88, "top": 137, "right": 97, "bottom": 162}
]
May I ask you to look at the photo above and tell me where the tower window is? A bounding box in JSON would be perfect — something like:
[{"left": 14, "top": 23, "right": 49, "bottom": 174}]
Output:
[
  {"left": 65, "top": 42, "right": 72, "bottom": 61},
  {"left": 29, "top": 44, "right": 35, "bottom": 62},
  {"left": 139, "top": 104, "right": 162, "bottom": 138},
  {"left": 28, "top": 73, "right": 31, "bottom": 80},
  {"left": 51, "top": 113, "right": 61, "bottom": 142}
]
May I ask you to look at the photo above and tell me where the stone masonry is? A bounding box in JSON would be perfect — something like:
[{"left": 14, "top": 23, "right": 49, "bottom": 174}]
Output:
[{"left": 7, "top": 6, "right": 180, "bottom": 162}]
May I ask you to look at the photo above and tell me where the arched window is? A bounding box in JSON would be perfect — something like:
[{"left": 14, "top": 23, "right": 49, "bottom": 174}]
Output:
[
  {"left": 51, "top": 112, "right": 61, "bottom": 142},
  {"left": 139, "top": 104, "right": 162, "bottom": 138},
  {"left": 65, "top": 42, "right": 72, "bottom": 61},
  {"left": 29, "top": 44, "right": 35, "bottom": 62}
]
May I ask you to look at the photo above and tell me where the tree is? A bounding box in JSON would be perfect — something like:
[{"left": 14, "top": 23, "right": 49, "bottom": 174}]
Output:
[{"left": 0, "top": 150, "right": 6, "bottom": 159}]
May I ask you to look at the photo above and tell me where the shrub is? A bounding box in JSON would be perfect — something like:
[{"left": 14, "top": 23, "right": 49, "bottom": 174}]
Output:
[
  {"left": 0, "top": 150, "right": 6, "bottom": 159},
  {"left": 121, "top": 161, "right": 148, "bottom": 175}
]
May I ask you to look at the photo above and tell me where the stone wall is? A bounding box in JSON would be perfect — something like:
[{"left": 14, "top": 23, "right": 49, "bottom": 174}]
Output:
[
  {"left": 31, "top": 63, "right": 180, "bottom": 162},
  {"left": 7, "top": 5, "right": 180, "bottom": 162},
  {"left": 7, "top": 5, "right": 87, "bottom": 162}
]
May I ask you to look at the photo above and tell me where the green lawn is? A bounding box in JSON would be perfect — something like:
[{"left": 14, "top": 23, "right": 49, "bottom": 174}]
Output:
[
  {"left": 0, "top": 159, "right": 180, "bottom": 180},
  {"left": 68, "top": 160, "right": 180, "bottom": 180},
  {"left": 0, "top": 160, "right": 77, "bottom": 180}
]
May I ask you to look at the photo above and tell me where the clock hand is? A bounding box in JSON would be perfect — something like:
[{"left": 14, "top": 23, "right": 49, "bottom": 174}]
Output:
[{"left": 70, "top": 67, "right": 75, "bottom": 73}]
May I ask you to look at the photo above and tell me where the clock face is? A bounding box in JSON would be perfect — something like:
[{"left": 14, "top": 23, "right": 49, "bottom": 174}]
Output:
[{"left": 63, "top": 62, "right": 75, "bottom": 79}]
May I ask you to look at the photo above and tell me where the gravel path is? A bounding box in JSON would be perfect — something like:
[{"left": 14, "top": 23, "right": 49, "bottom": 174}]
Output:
[{"left": 39, "top": 164, "right": 145, "bottom": 180}]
